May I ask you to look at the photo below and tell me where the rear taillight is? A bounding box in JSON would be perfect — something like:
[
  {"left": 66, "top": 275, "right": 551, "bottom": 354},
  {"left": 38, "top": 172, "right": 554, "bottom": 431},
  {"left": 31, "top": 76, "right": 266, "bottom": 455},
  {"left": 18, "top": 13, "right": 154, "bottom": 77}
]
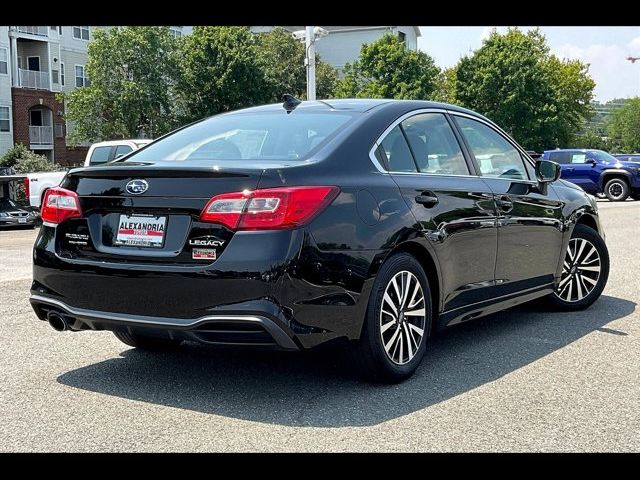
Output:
[
  {"left": 23, "top": 178, "right": 30, "bottom": 200},
  {"left": 201, "top": 186, "right": 339, "bottom": 231},
  {"left": 41, "top": 187, "right": 82, "bottom": 225}
]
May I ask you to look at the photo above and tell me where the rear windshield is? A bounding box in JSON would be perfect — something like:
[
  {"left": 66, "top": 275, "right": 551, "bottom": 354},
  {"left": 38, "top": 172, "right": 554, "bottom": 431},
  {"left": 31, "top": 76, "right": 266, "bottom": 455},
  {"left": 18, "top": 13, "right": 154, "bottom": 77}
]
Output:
[{"left": 124, "top": 111, "right": 356, "bottom": 164}]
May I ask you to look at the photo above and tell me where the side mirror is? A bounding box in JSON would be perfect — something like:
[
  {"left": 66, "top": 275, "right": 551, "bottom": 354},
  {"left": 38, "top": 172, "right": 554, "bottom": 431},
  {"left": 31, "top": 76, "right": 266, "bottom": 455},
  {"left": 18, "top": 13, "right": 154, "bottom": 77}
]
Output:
[
  {"left": 535, "top": 159, "right": 561, "bottom": 183},
  {"left": 585, "top": 158, "right": 597, "bottom": 165}
]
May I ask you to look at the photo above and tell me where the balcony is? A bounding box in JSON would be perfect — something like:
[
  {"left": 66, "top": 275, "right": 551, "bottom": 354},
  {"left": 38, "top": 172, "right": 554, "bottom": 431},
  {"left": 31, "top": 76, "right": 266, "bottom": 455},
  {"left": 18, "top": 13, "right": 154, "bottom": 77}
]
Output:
[
  {"left": 12, "top": 26, "right": 48, "bottom": 37},
  {"left": 29, "top": 126, "right": 53, "bottom": 146},
  {"left": 18, "top": 69, "right": 50, "bottom": 90}
]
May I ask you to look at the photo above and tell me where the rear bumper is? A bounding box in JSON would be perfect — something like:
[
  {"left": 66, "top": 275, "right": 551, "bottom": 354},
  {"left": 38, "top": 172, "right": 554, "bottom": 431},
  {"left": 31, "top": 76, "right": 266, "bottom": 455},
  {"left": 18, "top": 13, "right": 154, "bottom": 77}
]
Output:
[{"left": 30, "top": 294, "right": 299, "bottom": 350}]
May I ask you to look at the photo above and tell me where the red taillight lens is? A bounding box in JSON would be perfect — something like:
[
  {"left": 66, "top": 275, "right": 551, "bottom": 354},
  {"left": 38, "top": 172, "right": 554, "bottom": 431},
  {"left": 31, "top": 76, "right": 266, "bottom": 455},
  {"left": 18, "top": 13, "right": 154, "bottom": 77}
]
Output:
[
  {"left": 23, "top": 178, "right": 30, "bottom": 200},
  {"left": 200, "top": 186, "right": 339, "bottom": 231},
  {"left": 41, "top": 187, "right": 82, "bottom": 225}
]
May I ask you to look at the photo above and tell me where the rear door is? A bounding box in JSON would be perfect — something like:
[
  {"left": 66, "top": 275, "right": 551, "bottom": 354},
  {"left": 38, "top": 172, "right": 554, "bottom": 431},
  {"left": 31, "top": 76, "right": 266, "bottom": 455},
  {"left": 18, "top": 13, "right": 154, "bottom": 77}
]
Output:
[
  {"left": 452, "top": 114, "right": 564, "bottom": 291},
  {"left": 378, "top": 111, "right": 498, "bottom": 314}
]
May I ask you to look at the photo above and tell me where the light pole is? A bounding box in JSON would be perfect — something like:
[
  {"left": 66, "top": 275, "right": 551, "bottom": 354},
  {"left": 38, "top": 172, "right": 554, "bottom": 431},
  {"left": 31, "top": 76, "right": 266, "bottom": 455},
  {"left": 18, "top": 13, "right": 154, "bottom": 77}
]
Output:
[{"left": 292, "top": 27, "right": 329, "bottom": 101}]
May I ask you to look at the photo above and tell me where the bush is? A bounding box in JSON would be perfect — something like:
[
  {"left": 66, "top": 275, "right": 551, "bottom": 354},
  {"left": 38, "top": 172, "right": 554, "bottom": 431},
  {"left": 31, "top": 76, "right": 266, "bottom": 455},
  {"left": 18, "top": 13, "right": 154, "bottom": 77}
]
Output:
[{"left": 0, "top": 144, "right": 60, "bottom": 174}]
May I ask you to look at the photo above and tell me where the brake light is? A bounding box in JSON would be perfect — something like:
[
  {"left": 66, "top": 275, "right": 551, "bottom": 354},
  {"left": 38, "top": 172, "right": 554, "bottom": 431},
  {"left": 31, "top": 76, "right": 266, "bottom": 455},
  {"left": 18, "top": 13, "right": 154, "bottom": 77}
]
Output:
[
  {"left": 23, "top": 178, "right": 30, "bottom": 200},
  {"left": 201, "top": 186, "right": 339, "bottom": 231},
  {"left": 41, "top": 187, "right": 83, "bottom": 225}
]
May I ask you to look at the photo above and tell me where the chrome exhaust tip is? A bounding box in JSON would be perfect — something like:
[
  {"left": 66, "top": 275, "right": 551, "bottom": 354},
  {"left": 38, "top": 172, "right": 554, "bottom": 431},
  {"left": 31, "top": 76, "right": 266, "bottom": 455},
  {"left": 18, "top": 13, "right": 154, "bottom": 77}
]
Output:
[{"left": 47, "top": 311, "right": 69, "bottom": 332}]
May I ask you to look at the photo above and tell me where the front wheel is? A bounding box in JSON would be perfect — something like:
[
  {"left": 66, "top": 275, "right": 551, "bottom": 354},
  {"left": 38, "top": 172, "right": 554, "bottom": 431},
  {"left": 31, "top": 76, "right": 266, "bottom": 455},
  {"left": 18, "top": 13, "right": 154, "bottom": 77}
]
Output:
[
  {"left": 353, "top": 253, "right": 431, "bottom": 383},
  {"left": 604, "top": 178, "right": 629, "bottom": 201},
  {"left": 547, "top": 224, "right": 609, "bottom": 311}
]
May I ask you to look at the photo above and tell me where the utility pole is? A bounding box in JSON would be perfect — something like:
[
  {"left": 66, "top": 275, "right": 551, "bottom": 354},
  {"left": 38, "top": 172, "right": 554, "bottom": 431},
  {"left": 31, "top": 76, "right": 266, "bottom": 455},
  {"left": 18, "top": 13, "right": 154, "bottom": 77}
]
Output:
[
  {"left": 305, "top": 26, "right": 316, "bottom": 101},
  {"left": 293, "top": 27, "right": 329, "bottom": 101}
]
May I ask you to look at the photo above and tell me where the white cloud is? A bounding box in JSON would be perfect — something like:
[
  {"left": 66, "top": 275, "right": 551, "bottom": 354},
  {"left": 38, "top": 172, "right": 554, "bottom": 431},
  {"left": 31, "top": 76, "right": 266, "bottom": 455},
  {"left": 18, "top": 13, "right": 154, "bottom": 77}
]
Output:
[{"left": 552, "top": 36, "right": 640, "bottom": 101}]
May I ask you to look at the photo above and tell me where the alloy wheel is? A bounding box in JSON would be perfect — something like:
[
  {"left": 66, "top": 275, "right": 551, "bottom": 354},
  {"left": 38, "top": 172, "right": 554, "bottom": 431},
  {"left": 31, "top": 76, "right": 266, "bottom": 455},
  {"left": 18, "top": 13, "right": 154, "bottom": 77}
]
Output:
[
  {"left": 607, "top": 181, "right": 624, "bottom": 200},
  {"left": 379, "top": 270, "right": 426, "bottom": 365},
  {"left": 555, "top": 238, "right": 601, "bottom": 302}
]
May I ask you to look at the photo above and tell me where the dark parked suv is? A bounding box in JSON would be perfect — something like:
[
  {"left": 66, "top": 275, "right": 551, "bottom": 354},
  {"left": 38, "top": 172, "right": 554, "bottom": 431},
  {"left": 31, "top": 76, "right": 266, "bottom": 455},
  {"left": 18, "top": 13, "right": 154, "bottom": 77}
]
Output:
[
  {"left": 542, "top": 148, "right": 640, "bottom": 201},
  {"left": 31, "top": 99, "right": 610, "bottom": 382}
]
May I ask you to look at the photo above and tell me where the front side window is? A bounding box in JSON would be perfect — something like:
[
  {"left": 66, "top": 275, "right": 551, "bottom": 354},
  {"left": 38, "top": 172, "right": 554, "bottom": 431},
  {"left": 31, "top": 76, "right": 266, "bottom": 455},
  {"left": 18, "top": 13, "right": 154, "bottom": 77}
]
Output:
[
  {"left": 75, "top": 65, "right": 88, "bottom": 87},
  {"left": 401, "top": 113, "right": 469, "bottom": 175},
  {"left": 380, "top": 125, "right": 417, "bottom": 172},
  {"left": 455, "top": 116, "right": 529, "bottom": 180},
  {"left": 89, "top": 146, "right": 112, "bottom": 165},
  {"left": 73, "top": 26, "right": 90, "bottom": 40},
  {"left": 0, "top": 106, "right": 10, "bottom": 132},
  {"left": 0, "top": 48, "right": 8, "bottom": 75},
  {"left": 125, "top": 111, "right": 356, "bottom": 165},
  {"left": 571, "top": 153, "right": 587, "bottom": 164}
]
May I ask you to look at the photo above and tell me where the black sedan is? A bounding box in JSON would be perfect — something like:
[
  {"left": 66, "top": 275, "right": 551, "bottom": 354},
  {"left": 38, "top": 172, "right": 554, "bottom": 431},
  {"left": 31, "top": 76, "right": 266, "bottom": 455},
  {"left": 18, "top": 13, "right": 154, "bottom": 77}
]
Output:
[
  {"left": 30, "top": 99, "right": 610, "bottom": 382},
  {"left": 0, "top": 198, "right": 38, "bottom": 228}
]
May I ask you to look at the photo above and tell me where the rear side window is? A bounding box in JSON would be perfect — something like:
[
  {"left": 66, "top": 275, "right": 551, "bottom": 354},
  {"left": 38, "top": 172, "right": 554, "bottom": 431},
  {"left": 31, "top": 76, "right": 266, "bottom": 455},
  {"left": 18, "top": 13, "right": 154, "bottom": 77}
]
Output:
[
  {"left": 115, "top": 145, "right": 133, "bottom": 157},
  {"left": 380, "top": 125, "right": 417, "bottom": 172},
  {"left": 548, "top": 151, "right": 571, "bottom": 164},
  {"left": 89, "top": 146, "right": 112, "bottom": 165},
  {"left": 401, "top": 113, "right": 469, "bottom": 175},
  {"left": 125, "top": 111, "right": 356, "bottom": 164},
  {"left": 455, "top": 116, "right": 529, "bottom": 180}
]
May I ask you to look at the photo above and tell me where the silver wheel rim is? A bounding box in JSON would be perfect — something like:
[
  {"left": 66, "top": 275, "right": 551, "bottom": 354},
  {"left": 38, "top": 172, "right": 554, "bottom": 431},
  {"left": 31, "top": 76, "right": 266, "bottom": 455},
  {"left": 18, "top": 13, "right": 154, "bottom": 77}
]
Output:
[
  {"left": 379, "top": 270, "right": 426, "bottom": 365},
  {"left": 608, "top": 182, "right": 624, "bottom": 199},
  {"left": 554, "top": 238, "right": 601, "bottom": 303}
]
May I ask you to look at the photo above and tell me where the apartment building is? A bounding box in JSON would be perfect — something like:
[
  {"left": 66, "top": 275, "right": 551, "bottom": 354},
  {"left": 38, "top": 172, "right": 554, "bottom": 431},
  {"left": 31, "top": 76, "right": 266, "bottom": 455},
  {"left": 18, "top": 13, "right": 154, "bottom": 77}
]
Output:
[
  {"left": 250, "top": 26, "right": 421, "bottom": 75},
  {"left": 0, "top": 26, "right": 191, "bottom": 165}
]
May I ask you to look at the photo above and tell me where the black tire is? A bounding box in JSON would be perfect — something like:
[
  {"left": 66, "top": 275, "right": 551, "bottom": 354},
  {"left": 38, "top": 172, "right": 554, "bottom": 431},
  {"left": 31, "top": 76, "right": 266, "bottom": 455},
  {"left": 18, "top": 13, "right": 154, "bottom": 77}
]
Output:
[
  {"left": 604, "top": 178, "right": 629, "bottom": 202},
  {"left": 547, "top": 224, "right": 609, "bottom": 311},
  {"left": 353, "top": 252, "right": 432, "bottom": 383},
  {"left": 631, "top": 193, "right": 640, "bottom": 201},
  {"left": 113, "top": 330, "right": 182, "bottom": 350}
]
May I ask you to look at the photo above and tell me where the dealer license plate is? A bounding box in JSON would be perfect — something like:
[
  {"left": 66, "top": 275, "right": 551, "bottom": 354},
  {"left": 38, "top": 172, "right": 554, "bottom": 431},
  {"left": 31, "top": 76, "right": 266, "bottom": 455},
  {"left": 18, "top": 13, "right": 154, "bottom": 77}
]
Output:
[
  {"left": 18, "top": 218, "right": 27, "bottom": 224},
  {"left": 115, "top": 214, "right": 167, "bottom": 248}
]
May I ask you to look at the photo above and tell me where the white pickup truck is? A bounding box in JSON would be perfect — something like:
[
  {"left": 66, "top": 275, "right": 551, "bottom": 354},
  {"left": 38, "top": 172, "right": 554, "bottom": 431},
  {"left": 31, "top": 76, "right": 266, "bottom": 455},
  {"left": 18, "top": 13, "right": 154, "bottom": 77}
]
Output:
[{"left": 25, "top": 139, "right": 152, "bottom": 208}]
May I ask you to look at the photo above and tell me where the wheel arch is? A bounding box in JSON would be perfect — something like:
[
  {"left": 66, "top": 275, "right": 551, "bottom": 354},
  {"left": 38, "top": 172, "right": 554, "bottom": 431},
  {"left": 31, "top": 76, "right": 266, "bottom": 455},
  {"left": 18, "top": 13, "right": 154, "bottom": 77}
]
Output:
[
  {"left": 599, "top": 170, "right": 631, "bottom": 190},
  {"left": 575, "top": 212, "right": 599, "bottom": 234}
]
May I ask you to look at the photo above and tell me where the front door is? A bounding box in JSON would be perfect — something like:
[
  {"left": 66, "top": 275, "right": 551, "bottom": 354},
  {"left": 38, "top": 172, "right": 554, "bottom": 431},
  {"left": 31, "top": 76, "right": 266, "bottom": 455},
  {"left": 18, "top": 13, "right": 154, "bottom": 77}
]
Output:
[
  {"left": 379, "top": 112, "right": 498, "bottom": 315},
  {"left": 565, "top": 151, "right": 598, "bottom": 193},
  {"left": 453, "top": 115, "right": 564, "bottom": 292},
  {"left": 27, "top": 56, "right": 40, "bottom": 71}
]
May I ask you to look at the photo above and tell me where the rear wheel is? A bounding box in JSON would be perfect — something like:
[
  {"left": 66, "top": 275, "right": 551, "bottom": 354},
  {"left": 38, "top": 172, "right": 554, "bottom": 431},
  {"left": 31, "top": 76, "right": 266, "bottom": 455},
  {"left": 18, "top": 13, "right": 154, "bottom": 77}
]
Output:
[
  {"left": 113, "top": 330, "right": 182, "bottom": 350},
  {"left": 547, "top": 224, "right": 609, "bottom": 311},
  {"left": 354, "top": 253, "right": 431, "bottom": 383},
  {"left": 604, "top": 178, "right": 629, "bottom": 201}
]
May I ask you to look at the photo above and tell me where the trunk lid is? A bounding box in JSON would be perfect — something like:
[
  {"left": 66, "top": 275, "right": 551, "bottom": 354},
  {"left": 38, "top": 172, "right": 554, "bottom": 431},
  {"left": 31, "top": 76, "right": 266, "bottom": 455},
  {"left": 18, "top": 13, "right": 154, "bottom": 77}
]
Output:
[{"left": 58, "top": 163, "right": 263, "bottom": 264}]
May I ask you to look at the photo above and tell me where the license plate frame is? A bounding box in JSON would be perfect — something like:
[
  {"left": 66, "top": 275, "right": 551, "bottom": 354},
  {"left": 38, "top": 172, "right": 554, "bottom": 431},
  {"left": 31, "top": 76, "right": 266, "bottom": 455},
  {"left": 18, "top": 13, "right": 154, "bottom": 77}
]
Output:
[
  {"left": 114, "top": 214, "right": 167, "bottom": 248},
  {"left": 18, "top": 217, "right": 27, "bottom": 224}
]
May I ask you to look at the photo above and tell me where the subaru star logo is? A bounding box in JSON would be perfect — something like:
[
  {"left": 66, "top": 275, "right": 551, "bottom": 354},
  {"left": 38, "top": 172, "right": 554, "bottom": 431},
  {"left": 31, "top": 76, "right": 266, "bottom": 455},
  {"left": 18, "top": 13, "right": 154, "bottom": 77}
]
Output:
[{"left": 125, "top": 179, "right": 149, "bottom": 195}]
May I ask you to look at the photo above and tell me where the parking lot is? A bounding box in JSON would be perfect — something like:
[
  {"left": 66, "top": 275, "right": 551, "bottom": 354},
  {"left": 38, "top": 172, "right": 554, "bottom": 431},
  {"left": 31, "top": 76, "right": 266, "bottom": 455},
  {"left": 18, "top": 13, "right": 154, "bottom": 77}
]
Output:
[{"left": 0, "top": 200, "right": 638, "bottom": 452}]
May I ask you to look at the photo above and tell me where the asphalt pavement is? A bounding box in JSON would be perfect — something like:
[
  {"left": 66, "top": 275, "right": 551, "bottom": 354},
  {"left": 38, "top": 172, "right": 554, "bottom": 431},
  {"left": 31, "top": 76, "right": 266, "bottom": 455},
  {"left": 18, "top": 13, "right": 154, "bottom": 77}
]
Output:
[{"left": 0, "top": 201, "right": 638, "bottom": 452}]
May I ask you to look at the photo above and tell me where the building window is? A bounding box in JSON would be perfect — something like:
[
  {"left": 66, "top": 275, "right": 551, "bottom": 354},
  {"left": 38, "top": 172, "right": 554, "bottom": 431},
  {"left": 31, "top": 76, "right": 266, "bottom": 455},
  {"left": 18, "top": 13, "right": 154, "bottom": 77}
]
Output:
[
  {"left": 54, "top": 123, "right": 65, "bottom": 138},
  {"left": 0, "top": 107, "right": 10, "bottom": 132},
  {"left": 169, "top": 28, "right": 183, "bottom": 38},
  {"left": 52, "top": 69, "right": 59, "bottom": 84},
  {"left": 75, "top": 65, "right": 88, "bottom": 87},
  {"left": 58, "top": 26, "right": 63, "bottom": 35},
  {"left": 73, "top": 26, "right": 90, "bottom": 41},
  {"left": 0, "top": 48, "right": 7, "bottom": 75},
  {"left": 60, "top": 62, "right": 65, "bottom": 86},
  {"left": 398, "top": 31, "right": 406, "bottom": 43},
  {"left": 50, "top": 26, "right": 57, "bottom": 31}
]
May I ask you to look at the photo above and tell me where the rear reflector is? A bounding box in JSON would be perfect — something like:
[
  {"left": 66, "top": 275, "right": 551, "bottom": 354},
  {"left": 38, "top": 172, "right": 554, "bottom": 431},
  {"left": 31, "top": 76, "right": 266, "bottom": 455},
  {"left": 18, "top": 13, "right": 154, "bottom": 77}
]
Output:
[
  {"left": 201, "top": 186, "right": 339, "bottom": 231},
  {"left": 41, "top": 187, "right": 83, "bottom": 225},
  {"left": 23, "top": 178, "right": 30, "bottom": 200}
]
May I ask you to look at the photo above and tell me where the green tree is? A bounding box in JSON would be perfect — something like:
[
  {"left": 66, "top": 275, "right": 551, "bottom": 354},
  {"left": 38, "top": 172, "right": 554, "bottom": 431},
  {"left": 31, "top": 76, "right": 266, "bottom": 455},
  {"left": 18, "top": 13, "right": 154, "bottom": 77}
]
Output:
[
  {"left": 62, "top": 27, "right": 179, "bottom": 145},
  {"left": 607, "top": 97, "right": 640, "bottom": 152},
  {"left": 454, "top": 28, "right": 595, "bottom": 151},
  {"left": 175, "top": 26, "right": 270, "bottom": 122},
  {"left": 334, "top": 34, "right": 440, "bottom": 100},
  {"left": 255, "top": 27, "right": 338, "bottom": 101},
  {"left": 433, "top": 66, "right": 458, "bottom": 104},
  {"left": 0, "top": 144, "right": 60, "bottom": 173}
]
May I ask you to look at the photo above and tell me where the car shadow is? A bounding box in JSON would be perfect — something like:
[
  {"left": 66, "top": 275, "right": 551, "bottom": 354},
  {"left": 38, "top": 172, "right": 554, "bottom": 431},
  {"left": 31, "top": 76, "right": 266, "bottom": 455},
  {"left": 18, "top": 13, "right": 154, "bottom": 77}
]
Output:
[{"left": 57, "top": 295, "right": 635, "bottom": 427}]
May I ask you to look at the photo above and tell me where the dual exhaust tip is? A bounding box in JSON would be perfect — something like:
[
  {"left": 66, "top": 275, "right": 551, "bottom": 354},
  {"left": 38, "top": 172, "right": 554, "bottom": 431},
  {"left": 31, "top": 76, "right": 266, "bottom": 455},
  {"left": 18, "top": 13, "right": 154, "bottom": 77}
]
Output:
[{"left": 46, "top": 311, "right": 71, "bottom": 332}]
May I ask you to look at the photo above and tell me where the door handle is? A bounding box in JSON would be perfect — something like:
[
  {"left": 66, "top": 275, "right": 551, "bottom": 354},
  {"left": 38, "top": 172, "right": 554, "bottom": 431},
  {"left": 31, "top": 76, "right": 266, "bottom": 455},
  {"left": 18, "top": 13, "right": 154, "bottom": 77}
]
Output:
[
  {"left": 415, "top": 194, "right": 438, "bottom": 207},
  {"left": 495, "top": 195, "right": 513, "bottom": 212},
  {"left": 565, "top": 167, "right": 575, "bottom": 172}
]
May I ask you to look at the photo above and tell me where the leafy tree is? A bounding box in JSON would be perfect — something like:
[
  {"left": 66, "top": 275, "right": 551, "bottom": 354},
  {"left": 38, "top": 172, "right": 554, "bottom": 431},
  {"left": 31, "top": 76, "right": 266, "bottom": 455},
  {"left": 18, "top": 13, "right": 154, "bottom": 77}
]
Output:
[
  {"left": 175, "top": 26, "right": 270, "bottom": 122},
  {"left": 255, "top": 27, "right": 338, "bottom": 101},
  {"left": 454, "top": 28, "right": 595, "bottom": 151},
  {"left": 62, "top": 27, "right": 179, "bottom": 145},
  {"left": 607, "top": 97, "right": 640, "bottom": 152},
  {"left": 433, "top": 66, "right": 458, "bottom": 104},
  {"left": 334, "top": 34, "right": 439, "bottom": 100}
]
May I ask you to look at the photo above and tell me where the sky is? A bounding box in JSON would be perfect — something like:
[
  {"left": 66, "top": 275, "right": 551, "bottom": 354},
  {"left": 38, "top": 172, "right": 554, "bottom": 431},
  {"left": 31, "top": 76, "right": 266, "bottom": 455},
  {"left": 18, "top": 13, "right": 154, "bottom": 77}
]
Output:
[{"left": 417, "top": 27, "right": 640, "bottom": 102}]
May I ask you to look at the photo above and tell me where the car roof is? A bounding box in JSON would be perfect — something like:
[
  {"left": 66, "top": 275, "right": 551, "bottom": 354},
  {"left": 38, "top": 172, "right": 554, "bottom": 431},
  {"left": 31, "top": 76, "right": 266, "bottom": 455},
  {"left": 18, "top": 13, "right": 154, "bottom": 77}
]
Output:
[
  {"left": 90, "top": 139, "right": 152, "bottom": 147},
  {"left": 543, "top": 148, "right": 601, "bottom": 153},
  {"left": 224, "top": 98, "right": 486, "bottom": 117}
]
